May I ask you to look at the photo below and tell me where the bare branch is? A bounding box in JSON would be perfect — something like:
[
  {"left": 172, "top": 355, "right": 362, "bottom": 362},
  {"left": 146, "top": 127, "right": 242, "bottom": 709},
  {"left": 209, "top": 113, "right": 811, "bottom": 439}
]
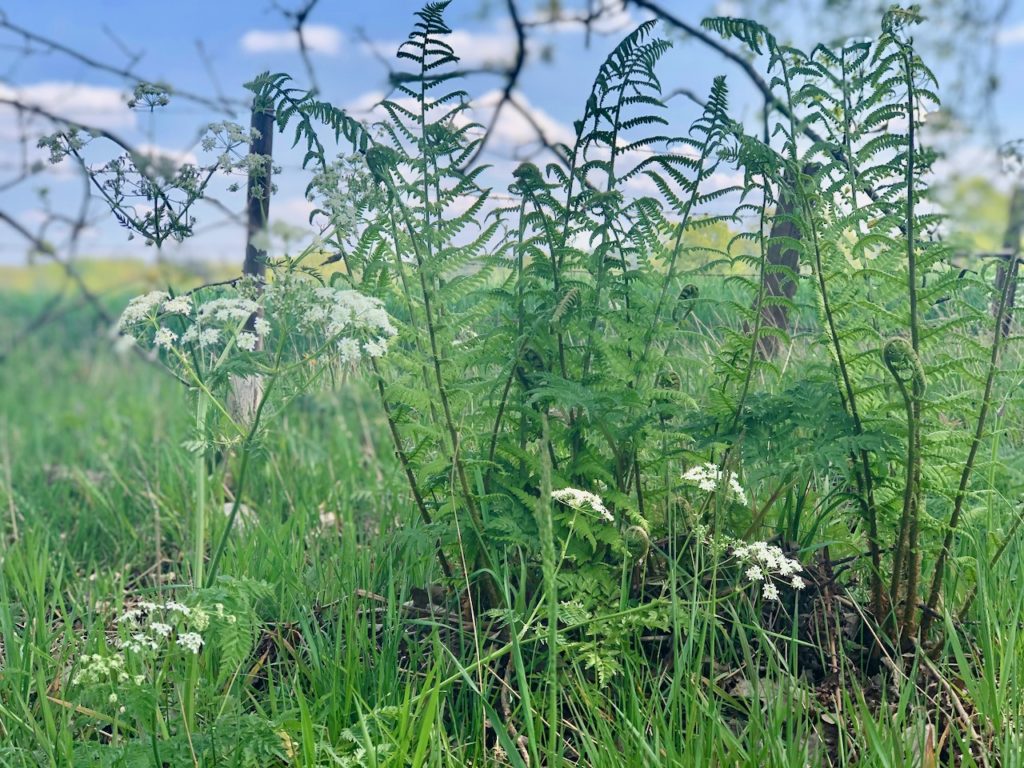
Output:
[
  {"left": 461, "top": 0, "right": 528, "bottom": 170},
  {"left": 273, "top": 0, "right": 323, "bottom": 93},
  {"left": 0, "top": 11, "right": 239, "bottom": 113}
]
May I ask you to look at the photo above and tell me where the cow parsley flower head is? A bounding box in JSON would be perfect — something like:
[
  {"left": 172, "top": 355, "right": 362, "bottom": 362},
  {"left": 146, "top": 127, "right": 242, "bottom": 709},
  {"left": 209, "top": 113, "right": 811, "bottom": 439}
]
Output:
[
  {"left": 162, "top": 295, "right": 193, "bottom": 315},
  {"left": 118, "top": 290, "right": 169, "bottom": 329},
  {"left": 264, "top": 276, "right": 397, "bottom": 365},
  {"left": 198, "top": 297, "right": 259, "bottom": 323},
  {"left": 198, "top": 328, "right": 220, "bottom": 347},
  {"left": 154, "top": 327, "right": 177, "bottom": 349},
  {"left": 731, "top": 540, "right": 805, "bottom": 601},
  {"left": 108, "top": 597, "right": 231, "bottom": 659},
  {"left": 337, "top": 337, "right": 361, "bottom": 364},
  {"left": 177, "top": 632, "right": 203, "bottom": 654},
  {"left": 236, "top": 331, "right": 258, "bottom": 352},
  {"left": 682, "top": 463, "right": 748, "bottom": 505},
  {"left": 551, "top": 487, "right": 614, "bottom": 523},
  {"left": 72, "top": 652, "right": 131, "bottom": 686}
]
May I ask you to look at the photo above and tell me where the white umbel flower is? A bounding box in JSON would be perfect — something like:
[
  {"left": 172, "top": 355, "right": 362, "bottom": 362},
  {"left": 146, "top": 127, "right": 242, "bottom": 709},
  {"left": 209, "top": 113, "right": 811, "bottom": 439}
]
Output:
[
  {"left": 162, "top": 295, "right": 193, "bottom": 315},
  {"left": 177, "top": 632, "right": 203, "bottom": 654},
  {"left": 118, "top": 290, "right": 169, "bottom": 329},
  {"left": 198, "top": 328, "right": 221, "bottom": 347},
  {"left": 199, "top": 297, "right": 258, "bottom": 323},
  {"left": 681, "top": 463, "right": 748, "bottom": 505},
  {"left": 154, "top": 327, "right": 177, "bottom": 349},
  {"left": 551, "top": 487, "right": 614, "bottom": 523},
  {"left": 236, "top": 331, "right": 258, "bottom": 352},
  {"left": 732, "top": 540, "right": 805, "bottom": 601}
]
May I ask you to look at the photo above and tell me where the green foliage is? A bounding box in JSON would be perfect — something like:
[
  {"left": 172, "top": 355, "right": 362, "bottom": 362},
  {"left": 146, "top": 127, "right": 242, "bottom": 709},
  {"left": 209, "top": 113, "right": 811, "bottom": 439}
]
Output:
[
  {"left": 11, "top": 2, "right": 1024, "bottom": 763},
  {"left": 239, "top": 1, "right": 1024, "bottom": 648}
]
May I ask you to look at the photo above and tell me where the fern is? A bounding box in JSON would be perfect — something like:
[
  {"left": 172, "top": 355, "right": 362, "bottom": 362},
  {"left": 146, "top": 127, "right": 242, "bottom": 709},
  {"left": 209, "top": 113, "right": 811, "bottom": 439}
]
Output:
[{"left": 243, "top": 3, "right": 1019, "bottom": 648}]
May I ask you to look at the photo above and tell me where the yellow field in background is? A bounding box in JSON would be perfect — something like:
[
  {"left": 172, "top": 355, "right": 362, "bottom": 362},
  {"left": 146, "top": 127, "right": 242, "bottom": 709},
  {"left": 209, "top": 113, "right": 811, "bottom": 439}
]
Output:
[{"left": 0, "top": 259, "right": 240, "bottom": 295}]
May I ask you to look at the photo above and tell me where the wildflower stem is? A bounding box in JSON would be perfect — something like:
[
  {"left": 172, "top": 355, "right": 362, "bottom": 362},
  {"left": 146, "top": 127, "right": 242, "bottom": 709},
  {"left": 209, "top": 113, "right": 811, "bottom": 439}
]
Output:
[
  {"left": 192, "top": 394, "right": 209, "bottom": 589},
  {"left": 205, "top": 335, "right": 284, "bottom": 588},
  {"left": 537, "top": 417, "right": 560, "bottom": 760}
]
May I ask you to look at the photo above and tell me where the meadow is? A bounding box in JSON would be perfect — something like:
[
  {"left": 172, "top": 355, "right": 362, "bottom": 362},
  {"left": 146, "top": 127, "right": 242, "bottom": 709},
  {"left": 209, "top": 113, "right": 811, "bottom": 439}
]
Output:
[{"left": 3, "top": 3, "right": 1024, "bottom": 766}]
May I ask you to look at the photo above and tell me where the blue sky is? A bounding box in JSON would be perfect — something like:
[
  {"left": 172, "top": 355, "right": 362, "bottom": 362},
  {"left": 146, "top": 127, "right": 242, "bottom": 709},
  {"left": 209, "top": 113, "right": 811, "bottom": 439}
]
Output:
[{"left": 1, "top": 0, "right": 1023, "bottom": 266}]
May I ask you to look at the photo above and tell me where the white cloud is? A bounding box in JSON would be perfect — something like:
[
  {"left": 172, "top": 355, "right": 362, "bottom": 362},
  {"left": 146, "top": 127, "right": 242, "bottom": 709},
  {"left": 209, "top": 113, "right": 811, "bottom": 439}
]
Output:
[
  {"left": 0, "top": 81, "right": 134, "bottom": 131},
  {"left": 997, "top": 23, "right": 1024, "bottom": 46},
  {"left": 363, "top": 28, "right": 525, "bottom": 70},
  {"left": 276, "top": 196, "right": 318, "bottom": 227},
  {"left": 468, "top": 89, "right": 575, "bottom": 151},
  {"left": 712, "top": 0, "right": 743, "bottom": 17},
  {"left": 344, "top": 90, "right": 386, "bottom": 116},
  {"left": 931, "top": 142, "right": 1006, "bottom": 188},
  {"left": 134, "top": 143, "right": 198, "bottom": 168},
  {"left": 341, "top": 87, "right": 573, "bottom": 161},
  {"left": 240, "top": 24, "right": 342, "bottom": 56},
  {"left": 442, "top": 29, "right": 522, "bottom": 68}
]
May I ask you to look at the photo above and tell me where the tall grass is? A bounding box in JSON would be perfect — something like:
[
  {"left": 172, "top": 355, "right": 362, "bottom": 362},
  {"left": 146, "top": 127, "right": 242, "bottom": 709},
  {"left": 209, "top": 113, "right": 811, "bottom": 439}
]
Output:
[{"left": 2, "top": 295, "right": 1023, "bottom": 765}]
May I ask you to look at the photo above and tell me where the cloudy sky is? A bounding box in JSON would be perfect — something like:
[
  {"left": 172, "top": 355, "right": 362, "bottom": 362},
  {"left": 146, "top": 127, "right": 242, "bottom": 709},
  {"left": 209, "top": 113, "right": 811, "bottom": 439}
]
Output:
[{"left": 1, "top": 0, "right": 1024, "bottom": 266}]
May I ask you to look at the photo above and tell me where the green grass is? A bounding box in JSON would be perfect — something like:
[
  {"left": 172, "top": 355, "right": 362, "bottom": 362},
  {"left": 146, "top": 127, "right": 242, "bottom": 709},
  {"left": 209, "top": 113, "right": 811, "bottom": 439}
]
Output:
[{"left": 1, "top": 297, "right": 1023, "bottom": 767}]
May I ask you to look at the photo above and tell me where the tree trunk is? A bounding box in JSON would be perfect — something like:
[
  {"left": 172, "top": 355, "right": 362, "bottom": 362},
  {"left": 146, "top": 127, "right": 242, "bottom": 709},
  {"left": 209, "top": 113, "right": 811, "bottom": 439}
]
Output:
[
  {"left": 756, "top": 183, "right": 801, "bottom": 358},
  {"left": 995, "top": 185, "right": 1024, "bottom": 337}
]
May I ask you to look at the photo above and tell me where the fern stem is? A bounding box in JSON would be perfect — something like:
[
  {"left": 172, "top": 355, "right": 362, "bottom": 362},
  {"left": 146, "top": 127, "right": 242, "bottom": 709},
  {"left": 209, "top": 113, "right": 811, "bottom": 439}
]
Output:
[
  {"left": 922, "top": 256, "right": 1015, "bottom": 635},
  {"left": 772, "top": 54, "right": 885, "bottom": 619},
  {"left": 731, "top": 176, "right": 771, "bottom": 430},
  {"left": 899, "top": 43, "right": 923, "bottom": 639},
  {"left": 486, "top": 199, "right": 530, "bottom": 478},
  {"left": 384, "top": 208, "right": 443, "bottom": 428},
  {"left": 886, "top": 369, "right": 917, "bottom": 631},
  {"left": 389, "top": 185, "right": 499, "bottom": 602},
  {"left": 371, "top": 360, "right": 455, "bottom": 580},
  {"left": 537, "top": 417, "right": 560, "bottom": 761},
  {"left": 796, "top": 144, "right": 884, "bottom": 622}
]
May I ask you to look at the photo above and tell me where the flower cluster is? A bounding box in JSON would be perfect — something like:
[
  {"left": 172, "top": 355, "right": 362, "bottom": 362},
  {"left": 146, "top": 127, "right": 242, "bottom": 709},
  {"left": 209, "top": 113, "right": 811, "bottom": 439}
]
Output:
[
  {"left": 551, "top": 487, "right": 614, "bottom": 523},
  {"left": 199, "top": 122, "right": 275, "bottom": 193},
  {"left": 117, "top": 289, "right": 271, "bottom": 361},
  {"left": 264, "top": 278, "right": 397, "bottom": 364},
  {"left": 72, "top": 652, "right": 144, "bottom": 687},
  {"left": 306, "top": 153, "right": 382, "bottom": 238},
  {"left": 114, "top": 598, "right": 235, "bottom": 657},
  {"left": 116, "top": 272, "right": 398, "bottom": 376},
  {"left": 118, "top": 290, "right": 171, "bottom": 330},
  {"left": 732, "top": 541, "right": 806, "bottom": 600},
  {"left": 682, "top": 462, "right": 748, "bottom": 505}
]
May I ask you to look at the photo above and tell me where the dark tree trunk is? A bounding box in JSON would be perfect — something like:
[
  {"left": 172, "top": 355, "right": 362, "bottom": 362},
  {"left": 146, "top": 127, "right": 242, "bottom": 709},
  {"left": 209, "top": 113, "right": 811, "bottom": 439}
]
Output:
[
  {"left": 756, "top": 184, "right": 801, "bottom": 358},
  {"left": 244, "top": 106, "right": 275, "bottom": 279},
  {"left": 995, "top": 185, "right": 1024, "bottom": 337}
]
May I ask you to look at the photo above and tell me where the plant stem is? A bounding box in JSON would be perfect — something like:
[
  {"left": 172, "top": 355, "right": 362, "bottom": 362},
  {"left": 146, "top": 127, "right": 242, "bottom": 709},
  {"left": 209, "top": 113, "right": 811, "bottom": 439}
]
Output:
[
  {"left": 899, "top": 43, "right": 923, "bottom": 639},
  {"left": 922, "top": 256, "right": 1015, "bottom": 635},
  {"left": 192, "top": 394, "right": 209, "bottom": 589},
  {"left": 371, "top": 360, "right": 455, "bottom": 580},
  {"left": 732, "top": 177, "right": 771, "bottom": 431},
  {"left": 537, "top": 417, "right": 559, "bottom": 761}
]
